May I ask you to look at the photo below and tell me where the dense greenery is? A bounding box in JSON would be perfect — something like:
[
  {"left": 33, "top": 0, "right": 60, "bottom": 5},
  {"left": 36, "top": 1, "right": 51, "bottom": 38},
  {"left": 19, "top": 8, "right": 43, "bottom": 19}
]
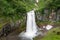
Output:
[
  {"left": 0, "top": 0, "right": 35, "bottom": 20},
  {"left": 47, "top": 0, "right": 60, "bottom": 10},
  {"left": 0, "top": 0, "right": 60, "bottom": 19}
]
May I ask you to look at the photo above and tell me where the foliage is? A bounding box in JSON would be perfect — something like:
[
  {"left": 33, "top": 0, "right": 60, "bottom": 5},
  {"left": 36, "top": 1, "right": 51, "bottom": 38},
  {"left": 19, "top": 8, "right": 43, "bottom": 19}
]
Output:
[
  {"left": 0, "top": 0, "right": 35, "bottom": 20},
  {"left": 37, "top": 0, "right": 60, "bottom": 11},
  {"left": 47, "top": 0, "right": 60, "bottom": 9},
  {"left": 41, "top": 27, "right": 60, "bottom": 40},
  {"left": 0, "top": 0, "right": 60, "bottom": 20},
  {"left": 34, "top": 27, "right": 60, "bottom": 40}
]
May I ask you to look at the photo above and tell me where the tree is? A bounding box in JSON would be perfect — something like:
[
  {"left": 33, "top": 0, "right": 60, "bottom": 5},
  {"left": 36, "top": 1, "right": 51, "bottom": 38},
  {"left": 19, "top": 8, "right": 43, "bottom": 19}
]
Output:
[{"left": 0, "top": 0, "right": 36, "bottom": 20}]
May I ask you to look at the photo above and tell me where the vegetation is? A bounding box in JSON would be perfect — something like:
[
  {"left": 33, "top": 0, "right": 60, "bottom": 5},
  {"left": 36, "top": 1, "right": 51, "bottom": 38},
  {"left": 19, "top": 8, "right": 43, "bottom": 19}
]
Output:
[
  {"left": 34, "top": 27, "right": 60, "bottom": 40},
  {"left": 0, "top": 0, "right": 60, "bottom": 16},
  {"left": 41, "top": 27, "right": 60, "bottom": 40},
  {"left": 0, "top": 0, "right": 60, "bottom": 40},
  {"left": 0, "top": 0, "right": 35, "bottom": 18}
]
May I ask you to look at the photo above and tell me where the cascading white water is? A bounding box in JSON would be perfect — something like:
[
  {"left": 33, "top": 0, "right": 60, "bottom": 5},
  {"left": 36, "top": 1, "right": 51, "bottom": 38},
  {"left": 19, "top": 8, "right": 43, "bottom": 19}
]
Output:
[
  {"left": 25, "top": 10, "right": 38, "bottom": 38},
  {"left": 19, "top": 10, "right": 38, "bottom": 40},
  {"left": 26, "top": 10, "right": 38, "bottom": 33}
]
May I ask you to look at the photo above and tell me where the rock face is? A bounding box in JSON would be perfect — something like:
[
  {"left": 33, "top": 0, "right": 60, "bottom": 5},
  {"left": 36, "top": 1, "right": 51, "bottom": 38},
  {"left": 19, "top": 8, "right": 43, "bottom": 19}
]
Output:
[
  {"left": 15, "top": 20, "right": 21, "bottom": 27},
  {"left": 0, "top": 20, "right": 21, "bottom": 38},
  {"left": 0, "top": 23, "right": 11, "bottom": 37}
]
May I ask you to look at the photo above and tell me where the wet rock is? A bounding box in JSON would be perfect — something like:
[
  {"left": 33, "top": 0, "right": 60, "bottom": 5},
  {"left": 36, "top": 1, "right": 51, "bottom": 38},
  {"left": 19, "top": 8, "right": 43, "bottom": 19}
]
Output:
[
  {"left": 0, "top": 23, "right": 11, "bottom": 37},
  {"left": 3, "top": 23, "right": 11, "bottom": 36}
]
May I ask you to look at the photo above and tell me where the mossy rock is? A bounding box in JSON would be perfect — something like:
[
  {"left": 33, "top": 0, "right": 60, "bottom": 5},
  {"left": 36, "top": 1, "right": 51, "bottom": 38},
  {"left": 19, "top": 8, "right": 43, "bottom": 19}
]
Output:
[
  {"left": 41, "top": 27, "right": 60, "bottom": 40},
  {"left": 0, "top": 20, "right": 10, "bottom": 30},
  {"left": 34, "top": 27, "right": 60, "bottom": 40}
]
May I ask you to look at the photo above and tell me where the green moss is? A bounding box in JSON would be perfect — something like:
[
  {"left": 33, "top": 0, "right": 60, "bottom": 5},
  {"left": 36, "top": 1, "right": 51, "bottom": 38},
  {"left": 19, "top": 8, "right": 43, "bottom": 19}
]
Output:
[
  {"left": 41, "top": 27, "right": 60, "bottom": 40},
  {"left": 34, "top": 27, "right": 60, "bottom": 40},
  {"left": 0, "top": 18, "right": 10, "bottom": 30}
]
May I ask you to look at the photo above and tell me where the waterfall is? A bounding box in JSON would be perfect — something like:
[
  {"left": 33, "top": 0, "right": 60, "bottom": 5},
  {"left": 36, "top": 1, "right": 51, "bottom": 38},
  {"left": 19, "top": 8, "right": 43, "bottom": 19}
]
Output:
[
  {"left": 26, "top": 10, "right": 37, "bottom": 33},
  {"left": 19, "top": 10, "right": 39, "bottom": 40},
  {"left": 25, "top": 10, "right": 38, "bottom": 38}
]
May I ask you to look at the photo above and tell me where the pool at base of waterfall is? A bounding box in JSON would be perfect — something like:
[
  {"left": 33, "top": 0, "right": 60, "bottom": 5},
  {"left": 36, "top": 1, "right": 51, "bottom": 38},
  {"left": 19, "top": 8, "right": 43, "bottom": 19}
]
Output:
[{"left": 18, "top": 31, "right": 43, "bottom": 40}]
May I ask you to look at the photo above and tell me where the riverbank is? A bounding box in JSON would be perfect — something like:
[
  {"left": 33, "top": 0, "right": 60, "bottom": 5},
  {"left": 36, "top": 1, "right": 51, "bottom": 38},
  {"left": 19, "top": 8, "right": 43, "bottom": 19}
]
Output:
[{"left": 0, "top": 21, "right": 60, "bottom": 40}]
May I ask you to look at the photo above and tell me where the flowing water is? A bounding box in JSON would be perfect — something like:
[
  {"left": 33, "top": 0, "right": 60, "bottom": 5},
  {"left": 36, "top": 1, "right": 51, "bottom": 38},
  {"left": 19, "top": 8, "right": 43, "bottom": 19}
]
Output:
[
  {"left": 25, "top": 10, "right": 38, "bottom": 38},
  {"left": 19, "top": 0, "right": 39, "bottom": 40},
  {"left": 18, "top": 0, "right": 53, "bottom": 40},
  {"left": 19, "top": 10, "right": 38, "bottom": 40}
]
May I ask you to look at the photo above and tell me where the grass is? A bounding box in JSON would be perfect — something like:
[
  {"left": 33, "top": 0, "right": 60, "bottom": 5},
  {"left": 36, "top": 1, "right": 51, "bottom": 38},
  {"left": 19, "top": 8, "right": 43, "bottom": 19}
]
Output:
[
  {"left": 34, "top": 27, "right": 60, "bottom": 40},
  {"left": 41, "top": 27, "right": 60, "bottom": 40}
]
